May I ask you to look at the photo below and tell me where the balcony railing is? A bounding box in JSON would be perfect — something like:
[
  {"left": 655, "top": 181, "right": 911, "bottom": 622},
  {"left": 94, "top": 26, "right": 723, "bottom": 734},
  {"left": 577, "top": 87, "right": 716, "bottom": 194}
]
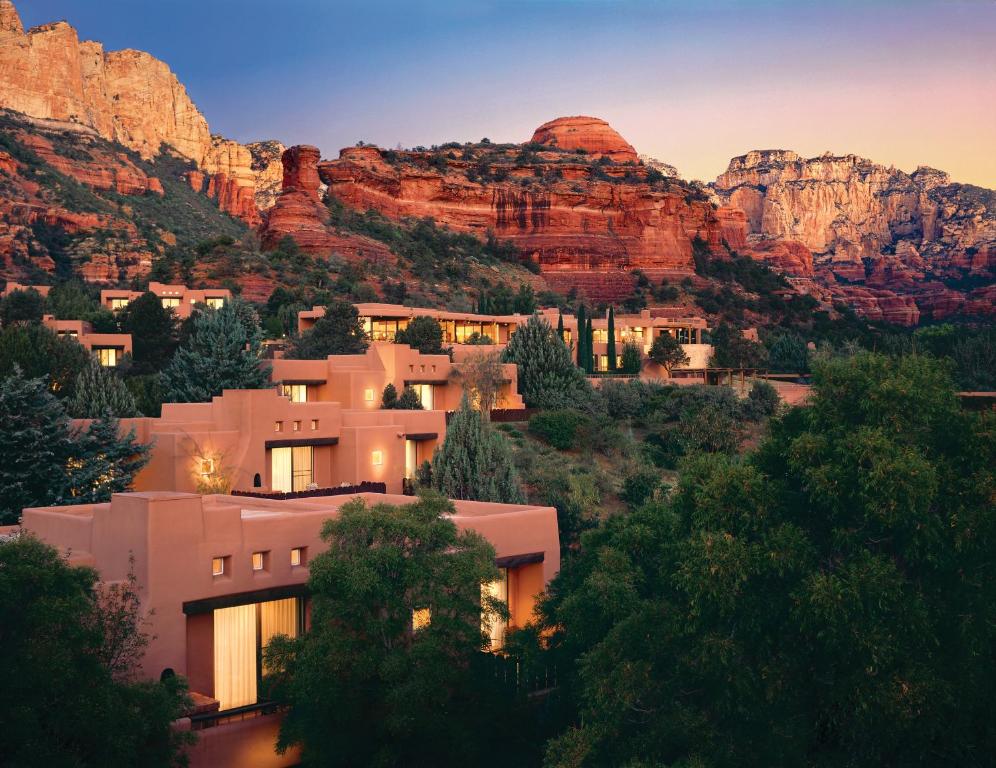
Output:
[
  {"left": 189, "top": 701, "right": 284, "bottom": 731},
  {"left": 231, "top": 482, "right": 387, "bottom": 500}
]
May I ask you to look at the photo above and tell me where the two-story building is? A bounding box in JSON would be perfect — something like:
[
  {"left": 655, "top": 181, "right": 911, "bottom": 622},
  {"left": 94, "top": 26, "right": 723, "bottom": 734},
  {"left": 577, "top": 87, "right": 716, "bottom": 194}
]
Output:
[
  {"left": 101, "top": 282, "right": 232, "bottom": 319},
  {"left": 19, "top": 489, "right": 560, "bottom": 768},
  {"left": 111, "top": 388, "right": 446, "bottom": 496},
  {"left": 42, "top": 315, "right": 133, "bottom": 367},
  {"left": 269, "top": 343, "right": 524, "bottom": 412}
]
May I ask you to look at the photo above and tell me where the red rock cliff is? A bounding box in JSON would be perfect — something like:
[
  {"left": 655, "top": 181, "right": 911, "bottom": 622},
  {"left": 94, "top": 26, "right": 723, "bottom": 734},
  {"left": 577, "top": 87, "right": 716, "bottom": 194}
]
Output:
[{"left": 530, "top": 116, "right": 638, "bottom": 163}]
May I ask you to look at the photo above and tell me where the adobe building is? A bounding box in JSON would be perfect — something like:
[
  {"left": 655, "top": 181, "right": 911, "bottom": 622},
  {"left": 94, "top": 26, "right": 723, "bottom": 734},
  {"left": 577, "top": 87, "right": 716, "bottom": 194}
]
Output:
[
  {"left": 115, "top": 388, "right": 446, "bottom": 496},
  {"left": 42, "top": 314, "right": 132, "bottom": 367},
  {"left": 0, "top": 281, "right": 51, "bottom": 298},
  {"left": 299, "top": 302, "right": 713, "bottom": 377},
  {"left": 20, "top": 490, "right": 561, "bottom": 768},
  {"left": 270, "top": 342, "right": 525, "bottom": 411},
  {"left": 100, "top": 282, "right": 232, "bottom": 318}
]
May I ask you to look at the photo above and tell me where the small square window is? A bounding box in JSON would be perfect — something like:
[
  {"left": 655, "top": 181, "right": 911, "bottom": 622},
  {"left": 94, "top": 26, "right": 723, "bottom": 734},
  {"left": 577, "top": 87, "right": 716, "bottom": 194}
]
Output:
[
  {"left": 364, "top": 388, "right": 375, "bottom": 402},
  {"left": 251, "top": 551, "right": 268, "bottom": 572},
  {"left": 311, "top": 419, "right": 318, "bottom": 431},
  {"left": 290, "top": 547, "right": 306, "bottom": 567},
  {"left": 293, "top": 420, "right": 301, "bottom": 432},
  {"left": 211, "top": 557, "right": 226, "bottom": 576},
  {"left": 275, "top": 421, "right": 283, "bottom": 432},
  {"left": 372, "top": 450, "right": 383, "bottom": 466}
]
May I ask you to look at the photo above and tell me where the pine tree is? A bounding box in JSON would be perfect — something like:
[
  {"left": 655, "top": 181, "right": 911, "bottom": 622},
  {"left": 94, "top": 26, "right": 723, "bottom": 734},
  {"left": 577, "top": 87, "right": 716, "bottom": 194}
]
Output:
[
  {"left": 557, "top": 312, "right": 565, "bottom": 342},
  {"left": 607, "top": 306, "right": 617, "bottom": 372},
  {"left": 395, "top": 385, "right": 425, "bottom": 410},
  {"left": 0, "top": 368, "right": 76, "bottom": 522},
  {"left": 381, "top": 383, "right": 399, "bottom": 408},
  {"left": 501, "top": 315, "right": 592, "bottom": 410},
  {"left": 68, "top": 357, "right": 139, "bottom": 418},
  {"left": 67, "top": 418, "right": 150, "bottom": 504},
  {"left": 161, "top": 298, "right": 271, "bottom": 403},
  {"left": 431, "top": 397, "right": 523, "bottom": 503},
  {"left": 119, "top": 292, "right": 179, "bottom": 375}
]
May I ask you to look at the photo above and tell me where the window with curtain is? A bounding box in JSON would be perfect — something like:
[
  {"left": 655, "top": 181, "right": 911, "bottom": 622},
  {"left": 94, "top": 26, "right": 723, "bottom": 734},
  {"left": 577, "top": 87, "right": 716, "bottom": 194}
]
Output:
[
  {"left": 96, "top": 347, "right": 118, "bottom": 367},
  {"left": 410, "top": 384, "right": 433, "bottom": 409},
  {"left": 161, "top": 297, "right": 180, "bottom": 309},
  {"left": 213, "top": 597, "right": 300, "bottom": 711},
  {"left": 281, "top": 383, "right": 307, "bottom": 402},
  {"left": 270, "top": 446, "right": 314, "bottom": 493},
  {"left": 481, "top": 568, "right": 509, "bottom": 651}
]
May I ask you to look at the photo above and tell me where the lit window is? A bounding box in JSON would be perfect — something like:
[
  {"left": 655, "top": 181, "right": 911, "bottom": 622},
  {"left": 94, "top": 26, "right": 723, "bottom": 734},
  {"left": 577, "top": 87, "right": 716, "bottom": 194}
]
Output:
[
  {"left": 364, "top": 388, "right": 375, "bottom": 402},
  {"left": 372, "top": 450, "right": 383, "bottom": 466},
  {"left": 290, "top": 547, "right": 306, "bottom": 567},
  {"left": 413, "top": 608, "right": 431, "bottom": 632},
  {"left": 206, "top": 297, "right": 225, "bottom": 310},
  {"left": 482, "top": 569, "right": 509, "bottom": 650},
  {"left": 200, "top": 458, "right": 215, "bottom": 477},
  {"left": 96, "top": 347, "right": 118, "bottom": 367},
  {"left": 251, "top": 552, "right": 267, "bottom": 572},
  {"left": 310, "top": 419, "right": 318, "bottom": 431},
  {"left": 110, "top": 298, "right": 130, "bottom": 311},
  {"left": 275, "top": 421, "right": 283, "bottom": 432},
  {"left": 212, "top": 557, "right": 226, "bottom": 577},
  {"left": 293, "top": 420, "right": 301, "bottom": 432},
  {"left": 161, "top": 297, "right": 181, "bottom": 309},
  {"left": 281, "top": 384, "right": 307, "bottom": 402}
]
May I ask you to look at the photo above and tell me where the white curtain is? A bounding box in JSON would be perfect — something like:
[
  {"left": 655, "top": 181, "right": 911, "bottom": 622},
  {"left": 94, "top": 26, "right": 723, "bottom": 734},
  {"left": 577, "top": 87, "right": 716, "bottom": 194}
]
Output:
[
  {"left": 271, "top": 447, "right": 292, "bottom": 493},
  {"left": 260, "top": 598, "right": 298, "bottom": 674},
  {"left": 481, "top": 569, "right": 509, "bottom": 650},
  {"left": 213, "top": 604, "right": 257, "bottom": 710},
  {"left": 291, "top": 446, "right": 313, "bottom": 491}
]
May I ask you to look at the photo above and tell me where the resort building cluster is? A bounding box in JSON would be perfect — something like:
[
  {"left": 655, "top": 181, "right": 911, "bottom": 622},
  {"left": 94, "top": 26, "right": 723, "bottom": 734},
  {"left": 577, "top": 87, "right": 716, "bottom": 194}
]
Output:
[{"left": 4, "top": 281, "right": 738, "bottom": 768}]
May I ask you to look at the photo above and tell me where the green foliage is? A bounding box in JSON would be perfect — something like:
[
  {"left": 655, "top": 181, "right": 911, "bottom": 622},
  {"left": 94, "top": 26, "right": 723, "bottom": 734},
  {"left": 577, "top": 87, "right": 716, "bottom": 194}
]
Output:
[
  {"left": 395, "top": 315, "right": 446, "bottom": 354},
  {"left": 514, "top": 283, "right": 537, "bottom": 314},
  {"left": 0, "top": 288, "right": 45, "bottom": 326},
  {"left": 648, "top": 332, "right": 690, "bottom": 374},
  {"left": 742, "top": 380, "right": 780, "bottom": 421},
  {"left": 619, "top": 469, "right": 664, "bottom": 510},
  {"left": 161, "top": 298, "right": 271, "bottom": 403},
  {"left": 528, "top": 410, "right": 588, "bottom": 450},
  {"left": 606, "top": 307, "right": 617, "bottom": 372},
  {"left": 45, "top": 281, "right": 101, "bottom": 321},
  {"left": 125, "top": 373, "right": 164, "bottom": 418},
  {"left": 264, "top": 493, "right": 534, "bottom": 767},
  {"left": 395, "top": 385, "right": 425, "bottom": 410},
  {"left": 0, "top": 534, "right": 191, "bottom": 767},
  {"left": 287, "top": 299, "right": 369, "bottom": 359},
  {"left": 575, "top": 305, "right": 587, "bottom": 370},
  {"left": 68, "top": 357, "right": 140, "bottom": 418},
  {"left": 502, "top": 315, "right": 593, "bottom": 409},
  {"left": 0, "top": 370, "right": 149, "bottom": 524},
  {"left": 119, "top": 292, "right": 179, "bottom": 375},
  {"left": 619, "top": 342, "right": 643, "bottom": 374},
  {"left": 766, "top": 332, "right": 810, "bottom": 373},
  {"left": 432, "top": 398, "right": 524, "bottom": 503},
  {"left": 535, "top": 353, "right": 996, "bottom": 767},
  {"left": 709, "top": 323, "right": 768, "bottom": 368},
  {"left": 381, "top": 382, "right": 399, "bottom": 409},
  {"left": 0, "top": 323, "right": 91, "bottom": 399}
]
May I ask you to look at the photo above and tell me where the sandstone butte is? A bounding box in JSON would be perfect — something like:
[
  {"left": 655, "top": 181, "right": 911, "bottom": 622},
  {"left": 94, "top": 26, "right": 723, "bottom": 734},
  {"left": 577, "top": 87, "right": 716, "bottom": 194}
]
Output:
[
  {"left": 712, "top": 149, "right": 996, "bottom": 322},
  {"left": 259, "top": 121, "right": 749, "bottom": 301},
  {"left": 531, "top": 116, "right": 639, "bottom": 163},
  {"left": 0, "top": 0, "right": 281, "bottom": 221}
]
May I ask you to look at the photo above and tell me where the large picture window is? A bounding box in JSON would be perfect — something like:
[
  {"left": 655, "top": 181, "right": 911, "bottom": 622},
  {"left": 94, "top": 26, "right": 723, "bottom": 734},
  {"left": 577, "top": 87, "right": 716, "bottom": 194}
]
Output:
[
  {"left": 270, "top": 445, "right": 313, "bottom": 493},
  {"left": 281, "top": 383, "right": 307, "bottom": 402},
  {"left": 481, "top": 568, "right": 509, "bottom": 650},
  {"left": 213, "top": 597, "right": 301, "bottom": 710}
]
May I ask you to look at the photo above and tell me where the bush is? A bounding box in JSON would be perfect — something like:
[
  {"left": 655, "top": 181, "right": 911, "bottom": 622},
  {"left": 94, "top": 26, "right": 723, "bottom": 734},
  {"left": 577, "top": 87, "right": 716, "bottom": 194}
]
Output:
[
  {"left": 619, "top": 342, "right": 643, "bottom": 374},
  {"left": 381, "top": 383, "right": 398, "bottom": 408},
  {"left": 743, "top": 380, "right": 780, "bottom": 420},
  {"left": 620, "top": 470, "right": 663, "bottom": 510},
  {"left": 528, "top": 410, "right": 589, "bottom": 450},
  {"left": 395, "top": 385, "right": 424, "bottom": 410}
]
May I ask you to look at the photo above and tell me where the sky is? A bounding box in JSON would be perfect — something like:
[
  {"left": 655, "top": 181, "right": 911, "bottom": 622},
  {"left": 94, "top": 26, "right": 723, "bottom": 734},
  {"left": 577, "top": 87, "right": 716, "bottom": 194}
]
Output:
[{"left": 18, "top": 0, "right": 996, "bottom": 187}]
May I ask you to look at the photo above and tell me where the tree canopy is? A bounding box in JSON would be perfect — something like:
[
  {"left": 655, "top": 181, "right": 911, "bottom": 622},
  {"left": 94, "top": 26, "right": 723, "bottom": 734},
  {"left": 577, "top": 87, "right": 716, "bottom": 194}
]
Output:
[
  {"left": 288, "top": 299, "right": 369, "bottom": 359},
  {"left": 648, "top": 331, "right": 690, "bottom": 374},
  {"left": 395, "top": 316, "right": 446, "bottom": 355},
  {"left": 502, "top": 315, "right": 592, "bottom": 410}
]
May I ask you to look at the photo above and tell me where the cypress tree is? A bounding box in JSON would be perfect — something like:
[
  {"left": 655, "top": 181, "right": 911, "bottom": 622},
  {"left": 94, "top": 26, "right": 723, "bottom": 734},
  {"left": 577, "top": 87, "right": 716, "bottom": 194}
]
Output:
[
  {"left": 607, "top": 306, "right": 617, "bottom": 372},
  {"left": 161, "top": 298, "right": 271, "bottom": 403},
  {"left": 585, "top": 315, "right": 595, "bottom": 373},
  {"left": 576, "top": 305, "right": 587, "bottom": 369},
  {"left": 557, "top": 312, "right": 565, "bottom": 342},
  {"left": 68, "top": 357, "right": 139, "bottom": 418}
]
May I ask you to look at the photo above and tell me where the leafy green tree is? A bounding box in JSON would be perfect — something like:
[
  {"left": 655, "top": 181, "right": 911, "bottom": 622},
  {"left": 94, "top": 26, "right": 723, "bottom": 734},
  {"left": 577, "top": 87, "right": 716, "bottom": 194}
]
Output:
[
  {"left": 432, "top": 398, "right": 524, "bottom": 503},
  {"left": 381, "top": 382, "right": 399, "bottom": 408},
  {"left": 288, "top": 299, "right": 369, "bottom": 359},
  {"left": 0, "top": 323, "right": 91, "bottom": 399},
  {"left": 395, "top": 385, "right": 425, "bottom": 410},
  {"left": 766, "top": 332, "right": 809, "bottom": 373},
  {"left": 513, "top": 283, "right": 536, "bottom": 314},
  {"left": 619, "top": 342, "right": 642, "bottom": 374},
  {"left": 120, "top": 292, "right": 179, "bottom": 375},
  {"left": 648, "top": 332, "right": 690, "bottom": 375},
  {"left": 536, "top": 352, "right": 996, "bottom": 768},
  {"left": 0, "top": 534, "right": 192, "bottom": 767},
  {"left": 709, "top": 323, "right": 768, "bottom": 369},
  {"left": 502, "top": 315, "right": 592, "bottom": 410},
  {"left": 742, "top": 379, "right": 780, "bottom": 420},
  {"left": 0, "top": 287, "right": 45, "bottom": 326},
  {"left": 68, "top": 356, "right": 140, "bottom": 418},
  {"left": 45, "top": 281, "right": 100, "bottom": 321},
  {"left": 395, "top": 316, "right": 446, "bottom": 354},
  {"left": 606, "top": 307, "right": 617, "bottom": 372},
  {"left": 263, "top": 493, "right": 533, "bottom": 768},
  {"left": 161, "top": 298, "right": 271, "bottom": 403}
]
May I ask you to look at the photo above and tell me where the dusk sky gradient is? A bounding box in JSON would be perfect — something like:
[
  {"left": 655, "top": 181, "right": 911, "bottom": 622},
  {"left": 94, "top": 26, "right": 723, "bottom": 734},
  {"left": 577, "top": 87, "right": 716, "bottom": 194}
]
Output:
[{"left": 19, "top": 0, "right": 996, "bottom": 186}]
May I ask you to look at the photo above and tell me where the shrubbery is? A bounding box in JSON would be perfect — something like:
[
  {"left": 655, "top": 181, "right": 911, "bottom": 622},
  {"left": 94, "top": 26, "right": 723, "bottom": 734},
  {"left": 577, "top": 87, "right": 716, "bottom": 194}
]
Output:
[{"left": 528, "top": 410, "right": 588, "bottom": 450}]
